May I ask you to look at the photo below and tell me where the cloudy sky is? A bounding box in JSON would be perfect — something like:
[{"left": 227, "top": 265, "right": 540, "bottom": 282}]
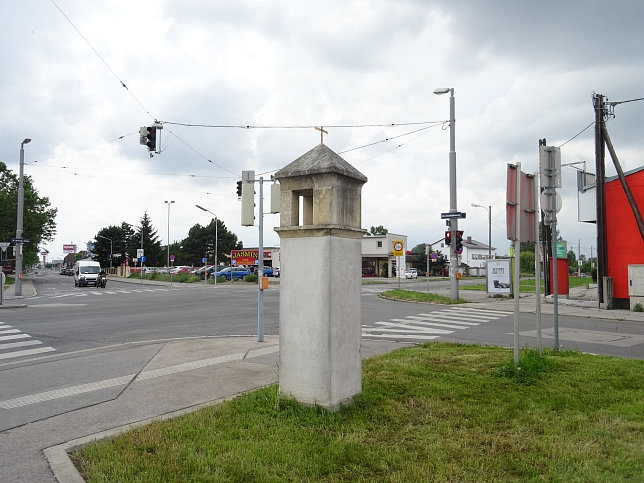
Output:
[{"left": 2, "top": 0, "right": 643, "bottom": 263}]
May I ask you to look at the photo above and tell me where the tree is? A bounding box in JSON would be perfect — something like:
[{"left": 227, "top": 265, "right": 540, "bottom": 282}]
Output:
[
  {"left": 567, "top": 250, "right": 577, "bottom": 274},
  {"left": 0, "top": 161, "right": 57, "bottom": 267},
  {"left": 94, "top": 223, "right": 135, "bottom": 268},
  {"left": 180, "top": 218, "right": 242, "bottom": 267},
  {"left": 366, "top": 225, "right": 388, "bottom": 236},
  {"left": 134, "top": 212, "right": 163, "bottom": 267}
]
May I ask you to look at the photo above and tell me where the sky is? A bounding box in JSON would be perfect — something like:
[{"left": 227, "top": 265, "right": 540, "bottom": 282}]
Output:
[{"left": 2, "top": 0, "right": 643, "bottom": 264}]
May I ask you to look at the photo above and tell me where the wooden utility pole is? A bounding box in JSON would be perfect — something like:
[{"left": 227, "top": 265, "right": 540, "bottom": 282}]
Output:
[{"left": 594, "top": 93, "right": 608, "bottom": 304}]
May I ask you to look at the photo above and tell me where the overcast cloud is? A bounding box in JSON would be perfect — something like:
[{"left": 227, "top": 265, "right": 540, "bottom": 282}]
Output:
[{"left": 1, "top": 0, "right": 642, "bottom": 262}]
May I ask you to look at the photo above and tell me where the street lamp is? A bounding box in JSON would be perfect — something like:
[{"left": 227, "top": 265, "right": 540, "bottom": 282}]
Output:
[
  {"left": 164, "top": 201, "right": 175, "bottom": 267},
  {"left": 434, "top": 87, "right": 458, "bottom": 300},
  {"left": 196, "top": 205, "right": 218, "bottom": 285},
  {"left": 15, "top": 138, "right": 31, "bottom": 296},
  {"left": 96, "top": 234, "right": 113, "bottom": 269},
  {"left": 471, "top": 203, "right": 492, "bottom": 261}
]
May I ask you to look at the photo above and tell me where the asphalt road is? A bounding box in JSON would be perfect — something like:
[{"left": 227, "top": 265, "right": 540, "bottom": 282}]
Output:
[{"left": 1, "top": 271, "right": 642, "bottom": 434}]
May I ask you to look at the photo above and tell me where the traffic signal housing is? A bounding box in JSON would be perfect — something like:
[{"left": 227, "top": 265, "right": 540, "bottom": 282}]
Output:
[
  {"left": 455, "top": 230, "right": 464, "bottom": 251},
  {"left": 444, "top": 230, "right": 452, "bottom": 245},
  {"left": 146, "top": 126, "right": 157, "bottom": 152},
  {"left": 236, "top": 180, "right": 243, "bottom": 198}
]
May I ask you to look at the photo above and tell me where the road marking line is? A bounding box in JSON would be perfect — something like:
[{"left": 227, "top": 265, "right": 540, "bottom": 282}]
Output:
[
  {"left": 438, "top": 310, "right": 504, "bottom": 320},
  {"left": 362, "top": 333, "right": 439, "bottom": 340},
  {"left": 444, "top": 307, "right": 512, "bottom": 316},
  {"left": 0, "top": 329, "right": 21, "bottom": 335},
  {"left": 416, "top": 312, "right": 491, "bottom": 323},
  {"left": 0, "top": 340, "right": 43, "bottom": 350},
  {"left": 0, "top": 350, "right": 254, "bottom": 409},
  {"left": 0, "top": 346, "right": 56, "bottom": 361},
  {"left": 408, "top": 315, "right": 479, "bottom": 326},
  {"left": 0, "top": 334, "right": 30, "bottom": 341},
  {"left": 391, "top": 318, "right": 468, "bottom": 330},
  {"left": 370, "top": 322, "right": 452, "bottom": 334}
]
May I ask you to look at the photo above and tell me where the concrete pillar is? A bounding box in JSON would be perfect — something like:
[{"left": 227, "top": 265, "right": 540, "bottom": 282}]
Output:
[{"left": 275, "top": 144, "right": 367, "bottom": 410}]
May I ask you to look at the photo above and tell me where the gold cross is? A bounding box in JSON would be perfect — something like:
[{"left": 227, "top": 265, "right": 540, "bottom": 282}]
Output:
[{"left": 315, "top": 126, "right": 328, "bottom": 144}]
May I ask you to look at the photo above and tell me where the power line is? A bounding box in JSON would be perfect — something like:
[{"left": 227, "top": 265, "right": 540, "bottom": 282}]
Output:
[
  {"left": 48, "top": 0, "right": 154, "bottom": 120},
  {"left": 159, "top": 120, "right": 442, "bottom": 129}
]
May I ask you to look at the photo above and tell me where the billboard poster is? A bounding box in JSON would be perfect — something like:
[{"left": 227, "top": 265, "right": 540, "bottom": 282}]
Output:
[
  {"left": 231, "top": 250, "right": 272, "bottom": 266},
  {"left": 487, "top": 259, "right": 512, "bottom": 294},
  {"left": 63, "top": 244, "right": 76, "bottom": 254}
]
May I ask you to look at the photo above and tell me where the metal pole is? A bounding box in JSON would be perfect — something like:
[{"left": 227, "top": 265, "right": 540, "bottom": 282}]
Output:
[
  {"left": 548, "top": 148, "right": 560, "bottom": 351},
  {"left": 513, "top": 162, "right": 521, "bottom": 365},
  {"left": 258, "top": 176, "right": 264, "bottom": 342},
  {"left": 214, "top": 217, "right": 218, "bottom": 286},
  {"left": 533, "top": 173, "right": 542, "bottom": 356},
  {"left": 488, "top": 205, "right": 492, "bottom": 261},
  {"left": 448, "top": 90, "right": 459, "bottom": 300},
  {"left": 15, "top": 139, "right": 30, "bottom": 296}
]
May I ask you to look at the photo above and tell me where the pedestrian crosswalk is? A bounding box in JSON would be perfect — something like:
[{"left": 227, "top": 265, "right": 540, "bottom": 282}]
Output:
[
  {"left": 34, "top": 287, "right": 181, "bottom": 300},
  {"left": 0, "top": 323, "right": 56, "bottom": 361},
  {"left": 361, "top": 306, "right": 512, "bottom": 342}
]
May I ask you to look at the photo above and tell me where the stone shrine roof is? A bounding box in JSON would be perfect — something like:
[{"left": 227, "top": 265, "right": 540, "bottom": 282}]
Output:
[{"left": 275, "top": 144, "right": 367, "bottom": 182}]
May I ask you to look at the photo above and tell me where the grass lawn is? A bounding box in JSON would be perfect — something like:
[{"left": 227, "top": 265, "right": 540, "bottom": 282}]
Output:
[
  {"left": 72, "top": 344, "right": 644, "bottom": 482},
  {"left": 462, "top": 276, "right": 592, "bottom": 292},
  {"left": 380, "top": 289, "right": 467, "bottom": 304}
]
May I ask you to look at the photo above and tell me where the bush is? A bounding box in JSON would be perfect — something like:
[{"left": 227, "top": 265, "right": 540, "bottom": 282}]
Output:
[
  {"left": 634, "top": 303, "right": 643, "bottom": 312},
  {"left": 243, "top": 274, "right": 258, "bottom": 283}
]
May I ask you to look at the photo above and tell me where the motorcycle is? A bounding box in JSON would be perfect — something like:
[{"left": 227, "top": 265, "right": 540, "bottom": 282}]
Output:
[{"left": 96, "top": 274, "right": 107, "bottom": 288}]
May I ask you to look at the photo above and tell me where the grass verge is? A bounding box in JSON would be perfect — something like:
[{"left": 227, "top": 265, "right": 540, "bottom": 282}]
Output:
[
  {"left": 72, "top": 344, "right": 643, "bottom": 481},
  {"left": 380, "top": 289, "right": 467, "bottom": 304}
]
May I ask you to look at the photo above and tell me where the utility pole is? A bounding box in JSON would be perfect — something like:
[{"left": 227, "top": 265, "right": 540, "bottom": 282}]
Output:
[{"left": 594, "top": 93, "right": 607, "bottom": 304}]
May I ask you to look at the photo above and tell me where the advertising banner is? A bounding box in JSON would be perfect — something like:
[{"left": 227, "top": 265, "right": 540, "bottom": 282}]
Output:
[
  {"left": 231, "top": 250, "right": 272, "bottom": 266},
  {"left": 63, "top": 244, "right": 76, "bottom": 254},
  {"left": 487, "top": 259, "right": 512, "bottom": 294}
]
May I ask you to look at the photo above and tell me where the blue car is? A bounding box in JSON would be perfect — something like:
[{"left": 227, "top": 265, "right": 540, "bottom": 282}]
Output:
[{"left": 215, "top": 267, "right": 251, "bottom": 280}]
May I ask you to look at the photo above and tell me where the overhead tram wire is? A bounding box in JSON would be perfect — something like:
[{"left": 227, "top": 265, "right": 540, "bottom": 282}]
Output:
[
  {"left": 49, "top": 0, "right": 153, "bottom": 120},
  {"left": 159, "top": 121, "right": 441, "bottom": 129}
]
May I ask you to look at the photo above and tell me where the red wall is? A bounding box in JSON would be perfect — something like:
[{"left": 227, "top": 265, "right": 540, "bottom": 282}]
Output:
[{"left": 605, "top": 169, "right": 644, "bottom": 299}]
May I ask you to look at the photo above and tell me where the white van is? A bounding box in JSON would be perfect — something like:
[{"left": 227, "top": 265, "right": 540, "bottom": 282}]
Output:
[{"left": 74, "top": 260, "right": 102, "bottom": 287}]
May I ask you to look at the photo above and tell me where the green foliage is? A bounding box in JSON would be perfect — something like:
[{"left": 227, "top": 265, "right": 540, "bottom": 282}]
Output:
[
  {"left": 494, "top": 348, "right": 558, "bottom": 385},
  {"left": 519, "top": 251, "right": 535, "bottom": 274},
  {"left": 367, "top": 225, "right": 388, "bottom": 236},
  {"left": 243, "top": 274, "right": 258, "bottom": 283},
  {"left": 634, "top": 303, "right": 643, "bottom": 312},
  {"left": 381, "top": 289, "right": 467, "bottom": 304},
  {"left": 0, "top": 161, "right": 57, "bottom": 266},
  {"left": 174, "top": 218, "right": 242, "bottom": 267},
  {"left": 73, "top": 343, "right": 644, "bottom": 482}
]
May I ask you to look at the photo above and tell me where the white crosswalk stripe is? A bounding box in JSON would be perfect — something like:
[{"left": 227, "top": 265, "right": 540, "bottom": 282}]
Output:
[
  {"left": 0, "top": 323, "right": 56, "bottom": 360},
  {"left": 35, "top": 287, "right": 183, "bottom": 301},
  {"left": 362, "top": 306, "right": 511, "bottom": 342}
]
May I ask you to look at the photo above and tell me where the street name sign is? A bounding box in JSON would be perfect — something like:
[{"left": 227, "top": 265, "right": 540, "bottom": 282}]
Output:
[{"left": 440, "top": 212, "right": 466, "bottom": 219}]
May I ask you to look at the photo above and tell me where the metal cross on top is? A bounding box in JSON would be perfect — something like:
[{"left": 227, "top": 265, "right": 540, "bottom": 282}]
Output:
[{"left": 315, "top": 126, "right": 328, "bottom": 144}]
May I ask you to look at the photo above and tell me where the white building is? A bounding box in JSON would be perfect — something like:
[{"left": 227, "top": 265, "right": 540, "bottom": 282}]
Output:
[{"left": 429, "top": 236, "right": 495, "bottom": 275}]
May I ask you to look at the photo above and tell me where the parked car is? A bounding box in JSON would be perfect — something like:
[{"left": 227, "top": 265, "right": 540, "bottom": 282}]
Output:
[
  {"left": 273, "top": 267, "right": 280, "bottom": 278},
  {"left": 215, "top": 267, "right": 251, "bottom": 280},
  {"left": 405, "top": 268, "right": 418, "bottom": 279},
  {"left": 259, "top": 266, "right": 274, "bottom": 277}
]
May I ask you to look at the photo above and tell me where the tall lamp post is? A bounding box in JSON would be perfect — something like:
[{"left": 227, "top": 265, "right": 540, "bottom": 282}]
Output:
[
  {"left": 15, "top": 138, "right": 31, "bottom": 296},
  {"left": 164, "top": 201, "right": 175, "bottom": 267},
  {"left": 434, "top": 87, "right": 458, "bottom": 300},
  {"left": 471, "top": 203, "right": 492, "bottom": 261},
  {"left": 195, "top": 205, "right": 218, "bottom": 285}
]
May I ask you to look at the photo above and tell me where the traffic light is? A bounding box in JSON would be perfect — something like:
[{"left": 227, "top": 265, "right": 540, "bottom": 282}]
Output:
[
  {"left": 236, "top": 180, "right": 243, "bottom": 198},
  {"left": 455, "top": 230, "right": 464, "bottom": 251},
  {"left": 444, "top": 230, "right": 452, "bottom": 245},
  {"left": 146, "top": 126, "right": 157, "bottom": 152}
]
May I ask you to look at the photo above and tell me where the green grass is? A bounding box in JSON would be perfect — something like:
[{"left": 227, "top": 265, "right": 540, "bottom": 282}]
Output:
[
  {"left": 462, "top": 276, "right": 592, "bottom": 292},
  {"left": 380, "top": 289, "right": 467, "bottom": 304},
  {"left": 71, "top": 344, "right": 644, "bottom": 482}
]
